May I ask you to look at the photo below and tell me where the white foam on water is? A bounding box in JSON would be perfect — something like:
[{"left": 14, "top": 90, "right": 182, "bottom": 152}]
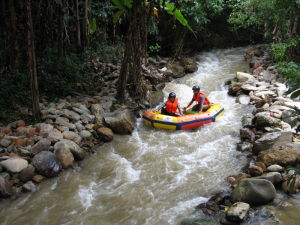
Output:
[{"left": 77, "top": 181, "right": 97, "bottom": 210}]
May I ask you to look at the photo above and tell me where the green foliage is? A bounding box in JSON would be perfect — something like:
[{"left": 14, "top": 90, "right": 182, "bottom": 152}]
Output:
[
  {"left": 88, "top": 18, "right": 97, "bottom": 35},
  {"left": 149, "top": 43, "right": 161, "bottom": 53},
  {"left": 286, "top": 165, "right": 300, "bottom": 193},
  {"left": 271, "top": 37, "right": 300, "bottom": 61}
]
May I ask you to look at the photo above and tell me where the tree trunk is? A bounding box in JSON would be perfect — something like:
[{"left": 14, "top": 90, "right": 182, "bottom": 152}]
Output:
[
  {"left": 58, "top": 0, "right": 66, "bottom": 57},
  {"left": 8, "top": 0, "right": 19, "bottom": 70},
  {"left": 117, "top": 0, "right": 148, "bottom": 102},
  {"left": 25, "top": 0, "right": 41, "bottom": 120},
  {"left": 74, "top": 0, "right": 82, "bottom": 52},
  {"left": 82, "top": 0, "right": 90, "bottom": 49}
]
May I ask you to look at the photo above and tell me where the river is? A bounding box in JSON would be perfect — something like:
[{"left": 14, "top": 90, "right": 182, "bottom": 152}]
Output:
[{"left": 1, "top": 47, "right": 255, "bottom": 225}]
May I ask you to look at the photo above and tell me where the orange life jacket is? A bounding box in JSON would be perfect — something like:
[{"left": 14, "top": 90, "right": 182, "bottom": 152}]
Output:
[
  {"left": 193, "top": 91, "right": 210, "bottom": 105},
  {"left": 165, "top": 98, "right": 178, "bottom": 113}
]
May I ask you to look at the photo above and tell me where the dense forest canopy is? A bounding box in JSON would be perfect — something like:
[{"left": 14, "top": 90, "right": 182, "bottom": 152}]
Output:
[{"left": 0, "top": 0, "right": 299, "bottom": 122}]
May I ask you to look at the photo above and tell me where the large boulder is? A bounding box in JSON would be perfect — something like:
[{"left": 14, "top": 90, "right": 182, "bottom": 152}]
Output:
[
  {"left": 256, "top": 172, "right": 283, "bottom": 184},
  {"left": 31, "top": 138, "right": 51, "bottom": 154},
  {"left": 231, "top": 178, "right": 276, "bottom": 205},
  {"left": 0, "top": 158, "right": 28, "bottom": 173},
  {"left": 97, "top": 127, "right": 114, "bottom": 142},
  {"left": 228, "top": 82, "right": 242, "bottom": 96},
  {"left": 47, "top": 128, "right": 63, "bottom": 143},
  {"left": 166, "top": 61, "right": 185, "bottom": 78},
  {"left": 32, "top": 151, "right": 62, "bottom": 177},
  {"left": 0, "top": 177, "right": 13, "bottom": 198},
  {"left": 54, "top": 147, "right": 74, "bottom": 169},
  {"left": 254, "top": 112, "right": 282, "bottom": 129},
  {"left": 257, "top": 150, "right": 300, "bottom": 167},
  {"left": 54, "top": 139, "right": 86, "bottom": 160},
  {"left": 103, "top": 110, "right": 136, "bottom": 134},
  {"left": 236, "top": 72, "right": 255, "bottom": 83},
  {"left": 147, "top": 90, "right": 164, "bottom": 108},
  {"left": 253, "top": 131, "right": 293, "bottom": 153},
  {"left": 181, "top": 57, "right": 198, "bottom": 73},
  {"left": 91, "top": 104, "right": 105, "bottom": 124}
]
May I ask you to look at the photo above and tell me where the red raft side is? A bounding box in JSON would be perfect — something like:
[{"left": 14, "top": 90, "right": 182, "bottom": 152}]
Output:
[{"left": 177, "top": 112, "right": 214, "bottom": 130}]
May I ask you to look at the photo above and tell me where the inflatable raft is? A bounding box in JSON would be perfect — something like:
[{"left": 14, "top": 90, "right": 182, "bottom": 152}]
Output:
[{"left": 143, "top": 103, "right": 224, "bottom": 130}]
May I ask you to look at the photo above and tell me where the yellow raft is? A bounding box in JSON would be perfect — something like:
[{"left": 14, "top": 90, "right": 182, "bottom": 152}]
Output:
[{"left": 143, "top": 103, "right": 224, "bottom": 130}]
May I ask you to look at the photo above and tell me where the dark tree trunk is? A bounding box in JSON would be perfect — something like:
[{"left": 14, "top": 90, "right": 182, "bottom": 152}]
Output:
[
  {"left": 117, "top": 0, "right": 148, "bottom": 102},
  {"left": 8, "top": 0, "right": 19, "bottom": 70},
  {"left": 58, "top": 0, "right": 66, "bottom": 57},
  {"left": 74, "top": 0, "right": 82, "bottom": 52},
  {"left": 82, "top": 0, "right": 90, "bottom": 49},
  {"left": 25, "top": 0, "right": 41, "bottom": 120}
]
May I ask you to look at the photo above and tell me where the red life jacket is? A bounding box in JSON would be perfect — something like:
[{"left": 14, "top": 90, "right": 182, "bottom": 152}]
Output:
[
  {"left": 193, "top": 91, "right": 210, "bottom": 105},
  {"left": 165, "top": 98, "right": 178, "bottom": 113}
]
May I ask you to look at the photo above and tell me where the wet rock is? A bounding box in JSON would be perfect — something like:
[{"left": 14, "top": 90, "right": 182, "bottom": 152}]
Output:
[
  {"left": 231, "top": 178, "right": 276, "bottom": 205},
  {"left": 226, "top": 202, "right": 250, "bottom": 222},
  {"left": 166, "top": 62, "right": 185, "bottom": 78},
  {"left": 54, "top": 139, "right": 85, "bottom": 160},
  {"left": 281, "top": 178, "right": 300, "bottom": 194},
  {"left": 181, "top": 57, "right": 198, "bottom": 73},
  {"left": 19, "top": 164, "right": 35, "bottom": 182},
  {"left": 253, "top": 131, "right": 293, "bottom": 153},
  {"left": 54, "top": 147, "right": 74, "bottom": 169},
  {"left": 75, "top": 121, "right": 85, "bottom": 131},
  {"left": 237, "top": 142, "right": 253, "bottom": 152},
  {"left": 0, "top": 158, "right": 28, "bottom": 173},
  {"left": 236, "top": 72, "right": 255, "bottom": 83},
  {"left": 0, "top": 138, "right": 11, "bottom": 147},
  {"left": 23, "top": 181, "right": 37, "bottom": 192},
  {"left": 256, "top": 172, "right": 283, "bottom": 184},
  {"left": 80, "top": 114, "right": 95, "bottom": 124},
  {"left": 248, "top": 165, "right": 263, "bottom": 176},
  {"left": 228, "top": 83, "right": 242, "bottom": 96},
  {"left": 236, "top": 95, "right": 251, "bottom": 105},
  {"left": 47, "top": 128, "right": 63, "bottom": 142},
  {"left": 31, "top": 138, "right": 51, "bottom": 154},
  {"left": 62, "top": 109, "right": 80, "bottom": 121},
  {"left": 32, "top": 151, "right": 62, "bottom": 177},
  {"left": 32, "top": 175, "right": 44, "bottom": 183},
  {"left": 254, "top": 112, "right": 282, "bottom": 129},
  {"left": 104, "top": 110, "right": 136, "bottom": 134},
  {"left": 55, "top": 117, "right": 76, "bottom": 130},
  {"left": 196, "top": 192, "right": 229, "bottom": 215},
  {"left": 257, "top": 150, "right": 300, "bottom": 167},
  {"left": 254, "top": 162, "right": 267, "bottom": 172},
  {"left": 0, "top": 177, "right": 13, "bottom": 197},
  {"left": 63, "top": 131, "right": 82, "bottom": 144},
  {"left": 97, "top": 127, "right": 114, "bottom": 142},
  {"left": 0, "top": 172, "right": 10, "bottom": 179},
  {"left": 240, "top": 128, "right": 255, "bottom": 142},
  {"left": 267, "top": 164, "right": 284, "bottom": 172},
  {"left": 242, "top": 115, "right": 254, "bottom": 128},
  {"left": 91, "top": 104, "right": 105, "bottom": 124}
]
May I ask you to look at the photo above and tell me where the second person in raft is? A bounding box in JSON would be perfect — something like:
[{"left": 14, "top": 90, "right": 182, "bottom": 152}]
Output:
[
  {"left": 184, "top": 85, "right": 211, "bottom": 112},
  {"left": 156, "top": 92, "right": 183, "bottom": 116}
]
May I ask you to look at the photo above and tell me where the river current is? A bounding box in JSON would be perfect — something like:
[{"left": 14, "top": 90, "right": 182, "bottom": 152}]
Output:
[{"left": 1, "top": 48, "right": 255, "bottom": 225}]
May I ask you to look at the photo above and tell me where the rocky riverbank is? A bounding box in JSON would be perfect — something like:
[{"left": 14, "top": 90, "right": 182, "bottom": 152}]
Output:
[
  {"left": 181, "top": 46, "right": 300, "bottom": 225},
  {"left": 0, "top": 56, "right": 198, "bottom": 199}
]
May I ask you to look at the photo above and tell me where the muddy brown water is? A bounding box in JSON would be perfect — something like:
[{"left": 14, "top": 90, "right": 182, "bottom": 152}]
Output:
[{"left": 1, "top": 48, "right": 298, "bottom": 225}]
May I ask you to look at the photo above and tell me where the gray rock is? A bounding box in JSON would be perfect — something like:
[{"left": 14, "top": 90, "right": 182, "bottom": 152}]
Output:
[
  {"left": 54, "top": 147, "right": 74, "bottom": 169},
  {"left": 242, "top": 115, "right": 254, "bottom": 128},
  {"left": 256, "top": 172, "right": 283, "bottom": 184},
  {"left": 148, "top": 90, "right": 164, "bottom": 108},
  {"left": 55, "top": 117, "right": 76, "bottom": 130},
  {"left": 23, "top": 181, "right": 37, "bottom": 192},
  {"left": 226, "top": 202, "right": 250, "bottom": 221},
  {"left": 231, "top": 178, "right": 276, "bottom": 205},
  {"left": 104, "top": 110, "right": 136, "bottom": 134},
  {"left": 254, "top": 112, "right": 282, "bottom": 129},
  {"left": 54, "top": 139, "right": 85, "bottom": 160},
  {"left": 38, "top": 123, "right": 54, "bottom": 134},
  {"left": 91, "top": 104, "right": 105, "bottom": 124},
  {"left": 96, "top": 127, "right": 114, "bottom": 142},
  {"left": 19, "top": 164, "right": 35, "bottom": 182},
  {"left": 31, "top": 138, "right": 51, "bottom": 154},
  {"left": 0, "top": 158, "right": 28, "bottom": 173},
  {"left": 0, "top": 177, "right": 13, "bottom": 197},
  {"left": 180, "top": 218, "right": 219, "bottom": 225},
  {"left": 253, "top": 131, "right": 293, "bottom": 153},
  {"left": 267, "top": 164, "right": 284, "bottom": 172},
  {"left": 236, "top": 72, "right": 255, "bottom": 83},
  {"left": 75, "top": 121, "right": 85, "bottom": 131},
  {"left": 62, "top": 109, "right": 80, "bottom": 121},
  {"left": 47, "top": 128, "right": 63, "bottom": 142},
  {"left": 166, "top": 62, "right": 185, "bottom": 78},
  {"left": 0, "top": 138, "right": 11, "bottom": 147},
  {"left": 79, "top": 130, "right": 92, "bottom": 138},
  {"left": 32, "top": 151, "right": 62, "bottom": 177},
  {"left": 80, "top": 114, "right": 95, "bottom": 124},
  {"left": 0, "top": 172, "right": 10, "bottom": 179},
  {"left": 62, "top": 131, "right": 82, "bottom": 144}
]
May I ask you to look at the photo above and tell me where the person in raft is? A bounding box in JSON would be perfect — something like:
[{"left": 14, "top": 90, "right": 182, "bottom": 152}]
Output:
[
  {"left": 156, "top": 92, "right": 183, "bottom": 116},
  {"left": 184, "top": 85, "right": 211, "bottom": 112}
]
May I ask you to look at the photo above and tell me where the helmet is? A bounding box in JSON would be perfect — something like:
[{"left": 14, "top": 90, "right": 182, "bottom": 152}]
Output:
[
  {"left": 192, "top": 85, "right": 200, "bottom": 91},
  {"left": 169, "top": 92, "right": 176, "bottom": 98}
]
